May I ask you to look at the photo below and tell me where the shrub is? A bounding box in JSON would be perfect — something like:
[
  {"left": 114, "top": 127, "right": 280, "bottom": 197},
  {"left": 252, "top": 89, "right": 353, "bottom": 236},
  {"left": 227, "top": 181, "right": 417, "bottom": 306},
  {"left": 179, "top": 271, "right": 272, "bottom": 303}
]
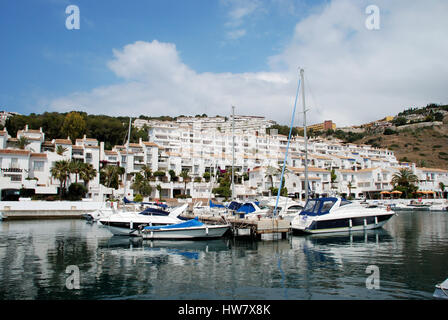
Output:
[
  {"left": 153, "top": 171, "right": 166, "bottom": 177},
  {"left": 66, "top": 183, "right": 88, "bottom": 201},
  {"left": 383, "top": 128, "right": 397, "bottom": 135},
  {"left": 133, "top": 194, "right": 143, "bottom": 202}
]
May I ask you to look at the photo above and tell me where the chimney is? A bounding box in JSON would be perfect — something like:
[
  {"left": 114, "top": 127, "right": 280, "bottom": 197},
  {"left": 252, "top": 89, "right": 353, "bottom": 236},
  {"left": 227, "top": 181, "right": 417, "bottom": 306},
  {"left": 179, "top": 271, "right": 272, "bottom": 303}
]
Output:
[{"left": 100, "top": 141, "right": 105, "bottom": 160}]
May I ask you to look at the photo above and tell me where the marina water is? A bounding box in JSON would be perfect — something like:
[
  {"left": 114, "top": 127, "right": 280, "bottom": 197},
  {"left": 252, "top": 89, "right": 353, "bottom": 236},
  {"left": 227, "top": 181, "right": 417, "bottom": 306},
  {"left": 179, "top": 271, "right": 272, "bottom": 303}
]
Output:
[{"left": 0, "top": 210, "right": 447, "bottom": 300}]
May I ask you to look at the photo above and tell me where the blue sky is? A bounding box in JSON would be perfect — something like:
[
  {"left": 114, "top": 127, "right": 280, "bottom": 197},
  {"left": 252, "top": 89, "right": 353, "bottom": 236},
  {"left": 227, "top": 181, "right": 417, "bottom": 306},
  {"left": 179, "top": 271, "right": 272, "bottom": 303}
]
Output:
[
  {"left": 1, "top": 0, "right": 447, "bottom": 126},
  {"left": 0, "top": 0, "right": 318, "bottom": 113}
]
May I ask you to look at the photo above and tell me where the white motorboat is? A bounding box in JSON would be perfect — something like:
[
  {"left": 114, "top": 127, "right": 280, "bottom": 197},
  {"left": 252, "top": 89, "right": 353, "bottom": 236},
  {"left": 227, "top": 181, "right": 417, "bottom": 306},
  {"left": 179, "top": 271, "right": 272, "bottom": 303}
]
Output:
[
  {"left": 428, "top": 201, "right": 448, "bottom": 212},
  {"left": 98, "top": 203, "right": 188, "bottom": 236},
  {"left": 391, "top": 201, "right": 431, "bottom": 211},
  {"left": 140, "top": 217, "right": 230, "bottom": 240},
  {"left": 262, "top": 196, "right": 305, "bottom": 221},
  {"left": 192, "top": 200, "right": 228, "bottom": 216},
  {"left": 229, "top": 201, "right": 270, "bottom": 219},
  {"left": 291, "top": 197, "right": 395, "bottom": 234}
]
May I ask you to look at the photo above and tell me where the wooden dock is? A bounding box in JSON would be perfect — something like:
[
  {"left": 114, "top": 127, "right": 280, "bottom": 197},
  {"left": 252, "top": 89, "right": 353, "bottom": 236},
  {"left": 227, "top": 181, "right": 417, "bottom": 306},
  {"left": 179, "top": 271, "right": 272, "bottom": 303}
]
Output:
[{"left": 181, "top": 213, "right": 291, "bottom": 239}]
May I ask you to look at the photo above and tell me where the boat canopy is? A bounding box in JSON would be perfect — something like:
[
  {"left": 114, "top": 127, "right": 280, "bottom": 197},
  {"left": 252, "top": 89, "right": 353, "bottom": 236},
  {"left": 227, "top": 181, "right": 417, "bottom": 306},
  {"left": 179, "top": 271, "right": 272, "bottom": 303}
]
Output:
[
  {"left": 139, "top": 207, "right": 169, "bottom": 216},
  {"left": 209, "top": 200, "right": 226, "bottom": 208},
  {"left": 227, "top": 201, "right": 243, "bottom": 211},
  {"left": 124, "top": 197, "right": 168, "bottom": 208},
  {"left": 236, "top": 203, "right": 257, "bottom": 214},
  {"left": 143, "top": 217, "right": 204, "bottom": 230},
  {"left": 299, "top": 197, "right": 340, "bottom": 216}
]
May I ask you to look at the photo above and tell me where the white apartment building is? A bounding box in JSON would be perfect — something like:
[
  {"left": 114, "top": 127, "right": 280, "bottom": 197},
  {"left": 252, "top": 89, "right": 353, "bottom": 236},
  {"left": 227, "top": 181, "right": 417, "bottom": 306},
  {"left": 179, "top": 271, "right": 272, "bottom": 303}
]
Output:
[
  {"left": 0, "top": 127, "right": 103, "bottom": 200},
  {"left": 1, "top": 118, "right": 447, "bottom": 202}
]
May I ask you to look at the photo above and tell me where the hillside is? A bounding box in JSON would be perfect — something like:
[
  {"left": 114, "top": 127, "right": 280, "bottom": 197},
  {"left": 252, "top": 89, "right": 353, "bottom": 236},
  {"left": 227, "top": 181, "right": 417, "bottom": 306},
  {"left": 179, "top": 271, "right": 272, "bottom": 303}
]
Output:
[
  {"left": 320, "top": 104, "right": 448, "bottom": 169},
  {"left": 357, "top": 122, "right": 448, "bottom": 168}
]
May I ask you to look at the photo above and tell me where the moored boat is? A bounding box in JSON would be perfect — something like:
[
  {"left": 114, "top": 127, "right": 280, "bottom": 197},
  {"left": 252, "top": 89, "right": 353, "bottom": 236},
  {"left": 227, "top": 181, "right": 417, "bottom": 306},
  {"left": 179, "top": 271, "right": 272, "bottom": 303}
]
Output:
[
  {"left": 140, "top": 217, "right": 230, "bottom": 240},
  {"left": 98, "top": 203, "right": 188, "bottom": 236},
  {"left": 291, "top": 197, "right": 395, "bottom": 234}
]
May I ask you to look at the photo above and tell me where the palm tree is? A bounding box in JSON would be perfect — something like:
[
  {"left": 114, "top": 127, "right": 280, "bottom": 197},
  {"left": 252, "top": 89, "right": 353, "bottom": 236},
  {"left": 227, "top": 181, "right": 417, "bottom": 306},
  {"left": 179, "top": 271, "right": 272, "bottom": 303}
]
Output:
[
  {"left": 391, "top": 168, "right": 419, "bottom": 186},
  {"left": 69, "top": 160, "right": 83, "bottom": 183},
  {"left": 50, "top": 160, "right": 70, "bottom": 198},
  {"left": 131, "top": 172, "right": 152, "bottom": 198},
  {"left": 179, "top": 170, "right": 190, "bottom": 196},
  {"left": 391, "top": 168, "right": 419, "bottom": 198},
  {"left": 140, "top": 164, "right": 152, "bottom": 180},
  {"left": 156, "top": 184, "right": 163, "bottom": 200},
  {"left": 56, "top": 145, "right": 68, "bottom": 155},
  {"left": 100, "top": 165, "right": 121, "bottom": 189},
  {"left": 79, "top": 163, "right": 97, "bottom": 190},
  {"left": 17, "top": 136, "right": 30, "bottom": 150},
  {"left": 347, "top": 180, "right": 354, "bottom": 199}
]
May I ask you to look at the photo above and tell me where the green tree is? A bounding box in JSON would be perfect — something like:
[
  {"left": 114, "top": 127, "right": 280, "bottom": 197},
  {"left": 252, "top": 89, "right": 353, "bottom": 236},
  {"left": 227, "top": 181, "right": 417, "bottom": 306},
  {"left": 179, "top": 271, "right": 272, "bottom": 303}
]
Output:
[
  {"left": 66, "top": 183, "right": 88, "bottom": 200},
  {"left": 16, "top": 136, "right": 30, "bottom": 150},
  {"left": 391, "top": 168, "right": 419, "bottom": 198},
  {"left": 179, "top": 170, "right": 191, "bottom": 195},
  {"left": 100, "top": 165, "right": 123, "bottom": 189},
  {"left": 156, "top": 184, "right": 163, "bottom": 200},
  {"left": 131, "top": 172, "right": 152, "bottom": 197},
  {"left": 69, "top": 160, "right": 83, "bottom": 183},
  {"left": 56, "top": 145, "right": 68, "bottom": 155},
  {"left": 61, "top": 112, "right": 86, "bottom": 143},
  {"left": 79, "top": 163, "right": 97, "bottom": 189},
  {"left": 50, "top": 160, "right": 71, "bottom": 198}
]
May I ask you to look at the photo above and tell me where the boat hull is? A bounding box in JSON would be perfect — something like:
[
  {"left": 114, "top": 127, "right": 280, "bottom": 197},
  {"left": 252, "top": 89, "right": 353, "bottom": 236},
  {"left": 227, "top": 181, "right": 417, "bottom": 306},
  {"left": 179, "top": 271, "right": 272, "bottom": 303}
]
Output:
[
  {"left": 292, "top": 213, "right": 395, "bottom": 234},
  {"left": 141, "top": 225, "right": 230, "bottom": 239}
]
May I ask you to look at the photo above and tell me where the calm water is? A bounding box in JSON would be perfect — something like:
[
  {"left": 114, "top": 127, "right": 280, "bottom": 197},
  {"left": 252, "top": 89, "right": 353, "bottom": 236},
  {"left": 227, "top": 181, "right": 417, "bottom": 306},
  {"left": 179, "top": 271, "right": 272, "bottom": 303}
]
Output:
[{"left": 0, "top": 211, "right": 447, "bottom": 300}]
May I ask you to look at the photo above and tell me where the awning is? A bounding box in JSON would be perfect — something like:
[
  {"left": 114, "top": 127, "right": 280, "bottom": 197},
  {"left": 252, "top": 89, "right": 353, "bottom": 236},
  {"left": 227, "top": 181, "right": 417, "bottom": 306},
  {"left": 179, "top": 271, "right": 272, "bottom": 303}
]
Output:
[
  {"left": 391, "top": 190, "right": 402, "bottom": 194},
  {"left": 380, "top": 191, "right": 391, "bottom": 194}
]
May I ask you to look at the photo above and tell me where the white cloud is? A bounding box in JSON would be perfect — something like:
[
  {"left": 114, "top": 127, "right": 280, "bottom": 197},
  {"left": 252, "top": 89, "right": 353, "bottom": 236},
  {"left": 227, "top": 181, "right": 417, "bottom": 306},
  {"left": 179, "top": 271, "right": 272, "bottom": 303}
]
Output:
[
  {"left": 49, "top": 0, "right": 448, "bottom": 127},
  {"left": 226, "top": 29, "right": 247, "bottom": 40}
]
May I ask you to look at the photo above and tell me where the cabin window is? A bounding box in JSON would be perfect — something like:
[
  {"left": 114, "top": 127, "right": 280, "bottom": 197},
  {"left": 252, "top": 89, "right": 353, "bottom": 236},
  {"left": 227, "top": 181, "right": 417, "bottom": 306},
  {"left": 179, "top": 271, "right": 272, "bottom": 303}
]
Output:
[
  {"left": 303, "top": 200, "right": 317, "bottom": 212},
  {"left": 320, "top": 200, "right": 336, "bottom": 213}
]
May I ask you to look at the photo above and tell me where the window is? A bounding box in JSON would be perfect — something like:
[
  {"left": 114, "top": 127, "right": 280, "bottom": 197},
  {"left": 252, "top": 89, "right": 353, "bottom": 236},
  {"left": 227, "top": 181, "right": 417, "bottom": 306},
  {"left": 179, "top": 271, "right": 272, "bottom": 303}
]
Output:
[
  {"left": 303, "top": 200, "right": 317, "bottom": 212},
  {"left": 34, "top": 161, "right": 44, "bottom": 172},
  {"left": 320, "top": 200, "right": 336, "bottom": 213},
  {"left": 122, "top": 156, "right": 126, "bottom": 163},
  {"left": 11, "top": 158, "right": 18, "bottom": 169},
  {"left": 0, "top": 157, "right": 2, "bottom": 167}
]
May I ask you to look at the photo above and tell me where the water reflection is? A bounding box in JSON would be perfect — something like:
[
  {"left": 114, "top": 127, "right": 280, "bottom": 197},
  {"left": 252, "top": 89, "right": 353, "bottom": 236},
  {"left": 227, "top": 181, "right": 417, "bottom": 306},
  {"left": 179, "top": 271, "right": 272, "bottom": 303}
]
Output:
[{"left": 0, "top": 211, "right": 447, "bottom": 300}]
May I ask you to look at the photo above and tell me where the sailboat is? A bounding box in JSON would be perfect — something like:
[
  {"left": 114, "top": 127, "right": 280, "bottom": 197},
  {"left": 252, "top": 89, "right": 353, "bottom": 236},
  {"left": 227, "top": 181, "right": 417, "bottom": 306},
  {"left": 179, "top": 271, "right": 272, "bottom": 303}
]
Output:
[
  {"left": 290, "top": 69, "right": 395, "bottom": 234},
  {"left": 85, "top": 118, "right": 135, "bottom": 222}
]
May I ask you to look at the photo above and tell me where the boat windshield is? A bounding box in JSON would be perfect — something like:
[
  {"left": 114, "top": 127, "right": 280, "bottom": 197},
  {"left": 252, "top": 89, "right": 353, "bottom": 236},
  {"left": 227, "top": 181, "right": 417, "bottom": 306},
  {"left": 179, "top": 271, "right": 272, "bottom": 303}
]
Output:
[
  {"left": 302, "top": 200, "right": 318, "bottom": 213},
  {"left": 300, "top": 198, "right": 338, "bottom": 216}
]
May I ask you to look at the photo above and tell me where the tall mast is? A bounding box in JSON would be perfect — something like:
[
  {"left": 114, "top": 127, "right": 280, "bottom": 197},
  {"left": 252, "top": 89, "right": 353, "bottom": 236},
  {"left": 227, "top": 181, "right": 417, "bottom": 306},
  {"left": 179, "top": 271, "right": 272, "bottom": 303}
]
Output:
[
  {"left": 300, "top": 69, "right": 309, "bottom": 202},
  {"left": 123, "top": 117, "right": 132, "bottom": 199},
  {"left": 231, "top": 106, "right": 235, "bottom": 200}
]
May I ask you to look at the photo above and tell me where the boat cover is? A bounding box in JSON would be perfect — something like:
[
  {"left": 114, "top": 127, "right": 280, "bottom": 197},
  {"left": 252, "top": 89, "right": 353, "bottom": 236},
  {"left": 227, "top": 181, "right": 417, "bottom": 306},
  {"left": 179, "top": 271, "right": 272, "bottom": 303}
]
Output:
[
  {"left": 143, "top": 217, "right": 204, "bottom": 230},
  {"left": 209, "top": 200, "right": 226, "bottom": 208},
  {"left": 227, "top": 201, "right": 242, "bottom": 211},
  {"left": 236, "top": 203, "right": 256, "bottom": 214},
  {"left": 139, "top": 207, "right": 169, "bottom": 216},
  {"left": 124, "top": 197, "right": 168, "bottom": 208}
]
